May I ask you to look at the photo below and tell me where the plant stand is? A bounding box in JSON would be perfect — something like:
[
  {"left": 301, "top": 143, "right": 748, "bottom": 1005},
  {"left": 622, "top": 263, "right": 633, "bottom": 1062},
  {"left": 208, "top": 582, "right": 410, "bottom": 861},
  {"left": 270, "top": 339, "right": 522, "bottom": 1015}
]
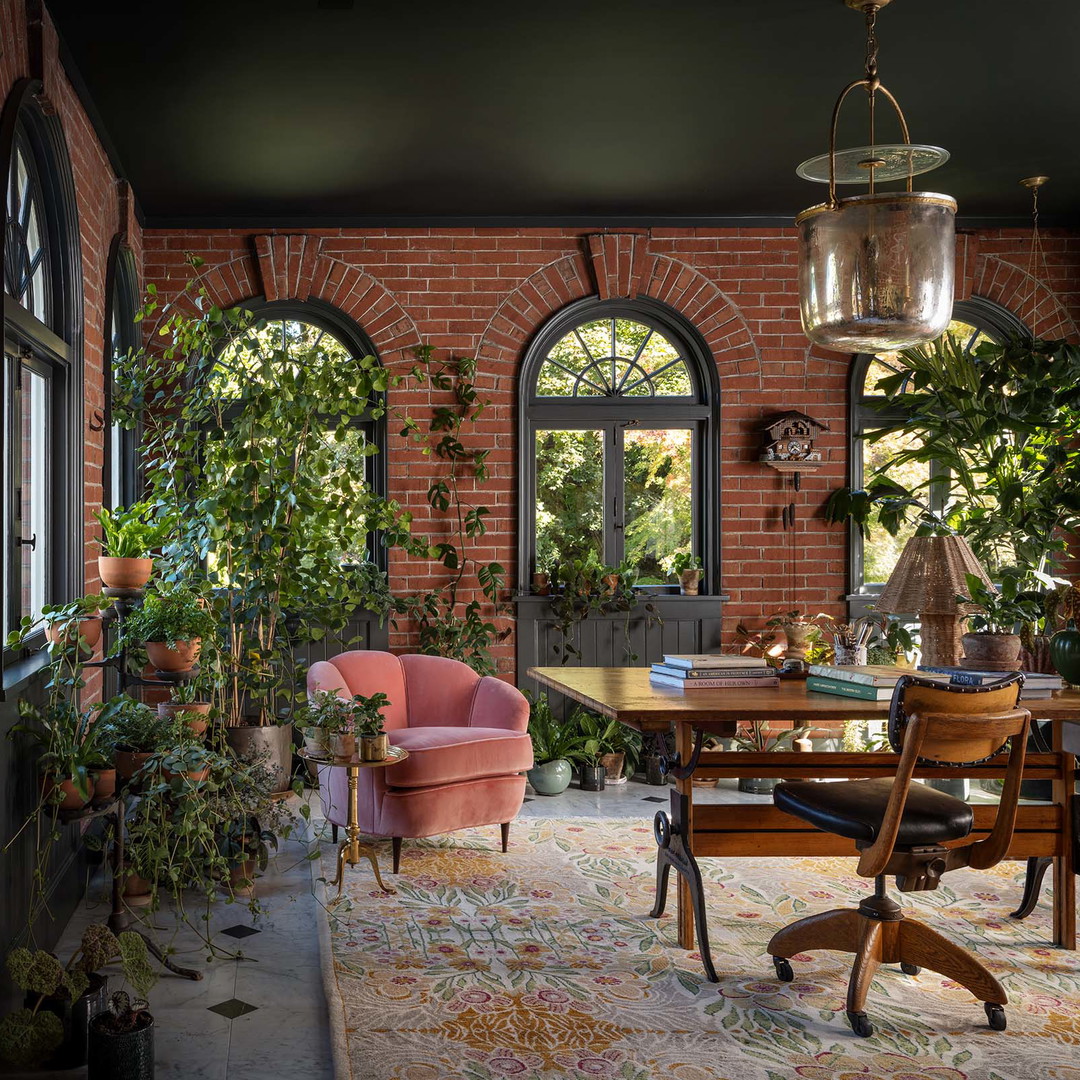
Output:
[{"left": 77, "top": 588, "right": 204, "bottom": 981}]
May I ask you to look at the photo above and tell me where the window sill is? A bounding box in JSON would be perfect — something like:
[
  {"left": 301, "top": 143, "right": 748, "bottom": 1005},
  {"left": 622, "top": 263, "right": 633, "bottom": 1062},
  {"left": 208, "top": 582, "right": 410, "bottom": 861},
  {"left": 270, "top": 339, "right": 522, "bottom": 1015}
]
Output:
[
  {"left": 2, "top": 648, "right": 49, "bottom": 696},
  {"left": 514, "top": 592, "right": 729, "bottom": 606}
]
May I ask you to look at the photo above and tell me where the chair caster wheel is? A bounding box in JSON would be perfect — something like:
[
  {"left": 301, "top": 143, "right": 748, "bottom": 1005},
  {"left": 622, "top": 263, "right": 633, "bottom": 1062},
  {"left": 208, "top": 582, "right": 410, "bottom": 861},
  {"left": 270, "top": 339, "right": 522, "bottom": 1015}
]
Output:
[
  {"left": 847, "top": 1010, "right": 873, "bottom": 1038},
  {"left": 772, "top": 956, "right": 794, "bottom": 982},
  {"left": 900, "top": 963, "right": 921, "bottom": 975},
  {"left": 985, "top": 1003, "right": 1007, "bottom": 1031}
]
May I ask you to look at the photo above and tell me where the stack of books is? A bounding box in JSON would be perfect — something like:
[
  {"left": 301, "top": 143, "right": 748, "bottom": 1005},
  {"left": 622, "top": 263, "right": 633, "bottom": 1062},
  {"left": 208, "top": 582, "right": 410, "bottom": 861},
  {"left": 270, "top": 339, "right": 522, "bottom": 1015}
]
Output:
[
  {"left": 918, "top": 665, "right": 1063, "bottom": 700},
  {"left": 807, "top": 664, "right": 915, "bottom": 700},
  {"left": 807, "top": 663, "right": 1063, "bottom": 701},
  {"left": 650, "top": 654, "right": 779, "bottom": 690}
]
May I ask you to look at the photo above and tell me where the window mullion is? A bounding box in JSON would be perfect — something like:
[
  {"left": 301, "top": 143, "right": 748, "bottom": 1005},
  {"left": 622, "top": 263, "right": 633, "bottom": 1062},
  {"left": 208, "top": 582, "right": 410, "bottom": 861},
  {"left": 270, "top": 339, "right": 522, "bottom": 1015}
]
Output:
[{"left": 608, "top": 423, "right": 623, "bottom": 567}]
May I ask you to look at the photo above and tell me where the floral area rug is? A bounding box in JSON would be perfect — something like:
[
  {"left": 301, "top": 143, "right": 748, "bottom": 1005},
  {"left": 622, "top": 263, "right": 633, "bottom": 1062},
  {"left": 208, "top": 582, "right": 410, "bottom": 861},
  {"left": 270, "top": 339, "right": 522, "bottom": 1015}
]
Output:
[{"left": 319, "top": 818, "right": 1078, "bottom": 1080}]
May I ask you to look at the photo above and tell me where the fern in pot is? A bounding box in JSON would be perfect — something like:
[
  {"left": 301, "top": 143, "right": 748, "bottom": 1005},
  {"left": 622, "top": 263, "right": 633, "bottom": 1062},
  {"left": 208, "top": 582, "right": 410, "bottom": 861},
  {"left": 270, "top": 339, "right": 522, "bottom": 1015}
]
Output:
[{"left": 121, "top": 585, "right": 217, "bottom": 674}]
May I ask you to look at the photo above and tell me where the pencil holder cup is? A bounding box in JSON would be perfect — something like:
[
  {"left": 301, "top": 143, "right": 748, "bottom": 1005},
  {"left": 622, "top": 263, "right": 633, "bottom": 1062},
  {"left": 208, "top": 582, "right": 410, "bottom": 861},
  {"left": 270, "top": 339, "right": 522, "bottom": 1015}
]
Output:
[{"left": 834, "top": 645, "right": 868, "bottom": 666}]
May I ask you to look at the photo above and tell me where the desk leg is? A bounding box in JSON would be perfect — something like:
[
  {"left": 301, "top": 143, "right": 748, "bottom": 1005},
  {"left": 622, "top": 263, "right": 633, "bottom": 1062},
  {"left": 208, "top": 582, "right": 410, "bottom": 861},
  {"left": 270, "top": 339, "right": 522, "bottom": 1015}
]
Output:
[
  {"left": 1052, "top": 732, "right": 1076, "bottom": 949},
  {"left": 674, "top": 722, "right": 695, "bottom": 950},
  {"left": 649, "top": 789, "right": 717, "bottom": 982}
]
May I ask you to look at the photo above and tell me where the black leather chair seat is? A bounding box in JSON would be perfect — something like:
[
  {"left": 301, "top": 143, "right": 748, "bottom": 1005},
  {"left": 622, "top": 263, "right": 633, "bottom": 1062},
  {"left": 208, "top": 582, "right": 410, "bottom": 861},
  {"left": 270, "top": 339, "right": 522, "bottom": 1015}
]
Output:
[{"left": 774, "top": 778, "right": 974, "bottom": 846}]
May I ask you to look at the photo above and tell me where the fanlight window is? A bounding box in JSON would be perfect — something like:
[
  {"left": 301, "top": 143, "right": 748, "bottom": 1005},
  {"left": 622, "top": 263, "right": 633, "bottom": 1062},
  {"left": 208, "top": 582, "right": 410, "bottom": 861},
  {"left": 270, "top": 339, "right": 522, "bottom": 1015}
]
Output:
[
  {"left": 4, "top": 132, "right": 49, "bottom": 325},
  {"left": 536, "top": 318, "right": 693, "bottom": 398},
  {"left": 212, "top": 317, "right": 356, "bottom": 395},
  {"left": 860, "top": 319, "right": 993, "bottom": 398}
]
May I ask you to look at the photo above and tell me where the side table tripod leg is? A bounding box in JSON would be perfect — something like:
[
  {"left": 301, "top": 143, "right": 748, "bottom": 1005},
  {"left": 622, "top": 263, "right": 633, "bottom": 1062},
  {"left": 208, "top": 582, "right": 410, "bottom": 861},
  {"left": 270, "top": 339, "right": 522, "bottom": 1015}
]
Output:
[
  {"left": 362, "top": 846, "right": 395, "bottom": 894},
  {"left": 331, "top": 843, "right": 348, "bottom": 897}
]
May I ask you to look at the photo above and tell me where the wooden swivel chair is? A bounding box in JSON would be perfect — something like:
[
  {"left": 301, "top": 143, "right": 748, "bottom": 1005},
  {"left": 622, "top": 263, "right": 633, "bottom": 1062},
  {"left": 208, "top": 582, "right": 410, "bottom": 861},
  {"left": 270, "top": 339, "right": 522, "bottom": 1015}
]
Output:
[{"left": 767, "top": 673, "right": 1030, "bottom": 1037}]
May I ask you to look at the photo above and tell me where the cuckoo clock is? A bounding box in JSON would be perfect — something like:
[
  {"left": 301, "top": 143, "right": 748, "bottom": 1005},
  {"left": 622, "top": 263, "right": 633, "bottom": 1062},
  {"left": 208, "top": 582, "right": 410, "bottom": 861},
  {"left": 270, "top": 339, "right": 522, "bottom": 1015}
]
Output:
[{"left": 760, "top": 411, "right": 829, "bottom": 491}]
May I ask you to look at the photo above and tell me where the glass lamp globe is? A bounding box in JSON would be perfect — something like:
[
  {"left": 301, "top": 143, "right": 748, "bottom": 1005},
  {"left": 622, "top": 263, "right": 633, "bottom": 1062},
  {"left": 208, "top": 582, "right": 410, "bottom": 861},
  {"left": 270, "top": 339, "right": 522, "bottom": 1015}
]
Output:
[{"left": 797, "top": 190, "right": 957, "bottom": 352}]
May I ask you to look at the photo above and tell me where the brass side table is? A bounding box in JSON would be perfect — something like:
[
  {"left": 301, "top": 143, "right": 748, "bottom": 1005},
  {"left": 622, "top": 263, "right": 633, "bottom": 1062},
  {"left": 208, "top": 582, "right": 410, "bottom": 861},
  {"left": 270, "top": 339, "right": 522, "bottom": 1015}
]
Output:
[{"left": 300, "top": 745, "right": 409, "bottom": 897}]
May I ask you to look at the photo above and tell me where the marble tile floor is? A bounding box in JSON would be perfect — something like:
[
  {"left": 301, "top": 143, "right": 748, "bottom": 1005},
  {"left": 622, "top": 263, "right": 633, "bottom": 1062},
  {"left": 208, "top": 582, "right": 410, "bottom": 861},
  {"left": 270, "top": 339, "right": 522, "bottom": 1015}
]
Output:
[{"left": 24, "top": 774, "right": 1030, "bottom": 1078}]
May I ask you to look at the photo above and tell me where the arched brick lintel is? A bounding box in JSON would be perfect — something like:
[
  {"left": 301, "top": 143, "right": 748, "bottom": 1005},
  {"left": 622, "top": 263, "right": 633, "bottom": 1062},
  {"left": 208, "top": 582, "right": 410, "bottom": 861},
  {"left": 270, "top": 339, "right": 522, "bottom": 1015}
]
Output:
[{"left": 477, "top": 240, "right": 762, "bottom": 390}]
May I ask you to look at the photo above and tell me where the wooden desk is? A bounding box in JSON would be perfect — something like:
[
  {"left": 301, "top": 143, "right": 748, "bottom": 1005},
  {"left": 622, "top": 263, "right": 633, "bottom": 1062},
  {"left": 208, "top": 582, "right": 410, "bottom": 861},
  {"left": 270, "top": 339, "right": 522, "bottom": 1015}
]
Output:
[{"left": 529, "top": 666, "right": 1080, "bottom": 980}]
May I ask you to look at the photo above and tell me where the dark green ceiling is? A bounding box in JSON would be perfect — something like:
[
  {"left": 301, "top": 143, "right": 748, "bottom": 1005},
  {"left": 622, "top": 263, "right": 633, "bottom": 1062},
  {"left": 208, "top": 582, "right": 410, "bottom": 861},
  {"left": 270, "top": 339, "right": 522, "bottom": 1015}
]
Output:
[{"left": 47, "top": 0, "right": 1080, "bottom": 226}]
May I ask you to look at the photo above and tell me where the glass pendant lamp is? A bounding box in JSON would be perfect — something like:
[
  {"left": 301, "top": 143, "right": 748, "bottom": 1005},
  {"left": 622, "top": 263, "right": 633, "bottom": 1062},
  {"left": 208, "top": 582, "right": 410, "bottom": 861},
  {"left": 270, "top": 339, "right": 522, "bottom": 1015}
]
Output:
[{"left": 797, "top": 0, "right": 956, "bottom": 352}]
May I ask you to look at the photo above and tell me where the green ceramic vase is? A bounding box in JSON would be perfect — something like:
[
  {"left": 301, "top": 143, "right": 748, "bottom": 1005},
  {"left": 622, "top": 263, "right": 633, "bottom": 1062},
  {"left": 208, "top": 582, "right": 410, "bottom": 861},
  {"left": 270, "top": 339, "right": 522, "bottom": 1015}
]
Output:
[
  {"left": 1050, "top": 620, "right": 1080, "bottom": 685},
  {"left": 527, "top": 758, "right": 572, "bottom": 796}
]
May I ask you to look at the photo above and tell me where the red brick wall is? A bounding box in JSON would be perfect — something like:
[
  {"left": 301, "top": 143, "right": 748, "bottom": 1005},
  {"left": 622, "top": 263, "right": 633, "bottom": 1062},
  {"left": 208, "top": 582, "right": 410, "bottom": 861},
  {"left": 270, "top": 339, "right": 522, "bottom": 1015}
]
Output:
[
  {"left": 3, "top": 0, "right": 141, "bottom": 696},
  {"left": 139, "top": 227, "right": 1080, "bottom": 676}
]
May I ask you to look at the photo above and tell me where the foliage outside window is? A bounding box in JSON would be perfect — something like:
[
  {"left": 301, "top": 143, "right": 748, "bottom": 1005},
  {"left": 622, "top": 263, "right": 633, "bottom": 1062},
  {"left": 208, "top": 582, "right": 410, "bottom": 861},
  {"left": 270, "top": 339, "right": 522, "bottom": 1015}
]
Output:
[
  {"left": 4, "top": 130, "right": 50, "bottom": 326},
  {"left": 525, "top": 306, "right": 713, "bottom": 590},
  {"left": 833, "top": 306, "right": 1080, "bottom": 591}
]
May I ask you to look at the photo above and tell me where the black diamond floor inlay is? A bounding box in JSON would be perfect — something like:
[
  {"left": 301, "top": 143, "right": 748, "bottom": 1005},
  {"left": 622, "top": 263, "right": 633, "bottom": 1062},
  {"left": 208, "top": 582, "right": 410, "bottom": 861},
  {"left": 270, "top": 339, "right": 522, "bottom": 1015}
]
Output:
[
  {"left": 642, "top": 796, "right": 667, "bottom": 803},
  {"left": 220, "top": 924, "right": 261, "bottom": 939},
  {"left": 207, "top": 998, "right": 259, "bottom": 1020}
]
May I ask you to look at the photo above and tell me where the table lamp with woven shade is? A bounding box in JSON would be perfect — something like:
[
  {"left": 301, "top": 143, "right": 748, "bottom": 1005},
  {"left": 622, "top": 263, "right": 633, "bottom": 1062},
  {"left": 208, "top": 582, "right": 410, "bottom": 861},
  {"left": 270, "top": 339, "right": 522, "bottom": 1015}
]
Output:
[{"left": 875, "top": 535, "right": 993, "bottom": 667}]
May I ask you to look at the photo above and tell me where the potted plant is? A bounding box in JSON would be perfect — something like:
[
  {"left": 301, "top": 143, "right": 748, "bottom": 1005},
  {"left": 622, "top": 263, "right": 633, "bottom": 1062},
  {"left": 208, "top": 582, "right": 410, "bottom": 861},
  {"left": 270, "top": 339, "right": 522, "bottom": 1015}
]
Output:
[
  {"left": 121, "top": 585, "right": 217, "bottom": 673},
  {"left": 575, "top": 710, "right": 635, "bottom": 785},
  {"left": 733, "top": 720, "right": 811, "bottom": 794},
  {"left": 578, "top": 737, "right": 607, "bottom": 792},
  {"left": 0, "top": 925, "right": 154, "bottom": 1071},
  {"left": 94, "top": 502, "right": 170, "bottom": 590},
  {"left": 12, "top": 594, "right": 110, "bottom": 656},
  {"left": 11, "top": 700, "right": 98, "bottom": 810},
  {"left": 956, "top": 569, "right": 1043, "bottom": 668},
  {"left": 157, "top": 679, "right": 212, "bottom": 737},
  {"left": 671, "top": 551, "right": 703, "bottom": 595},
  {"left": 355, "top": 692, "right": 391, "bottom": 761},
  {"left": 155, "top": 743, "right": 216, "bottom": 785},
  {"left": 217, "top": 814, "right": 279, "bottom": 898},
  {"left": 763, "top": 610, "right": 825, "bottom": 672},
  {"left": 524, "top": 693, "right": 586, "bottom": 796},
  {"left": 94, "top": 697, "right": 183, "bottom": 782},
  {"left": 87, "top": 991, "right": 154, "bottom": 1080}
]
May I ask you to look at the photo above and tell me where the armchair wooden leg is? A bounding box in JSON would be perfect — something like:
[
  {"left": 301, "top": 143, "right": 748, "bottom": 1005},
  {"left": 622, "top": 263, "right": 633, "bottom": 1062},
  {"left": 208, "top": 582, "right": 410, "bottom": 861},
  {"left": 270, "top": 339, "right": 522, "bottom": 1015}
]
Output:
[
  {"left": 500, "top": 822, "right": 510, "bottom": 852},
  {"left": 331, "top": 824, "right": 338, "bottom": 844},
  {"left": 392, "top": 837, "right": 402, "bottom": 874},
  {"left": 897, "top": 918, "right": 1007, "bottom": 1005}
]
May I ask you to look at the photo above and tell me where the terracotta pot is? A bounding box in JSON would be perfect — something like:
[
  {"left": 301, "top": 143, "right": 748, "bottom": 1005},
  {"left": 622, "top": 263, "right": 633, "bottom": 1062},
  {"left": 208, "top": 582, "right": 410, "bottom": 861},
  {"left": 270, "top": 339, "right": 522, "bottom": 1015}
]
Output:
[
  {"left": 331, "top": 733, "right": 357, "bottom": 759},
  {"left": 229, "top": 859, "right": 257, "bottom": 898},
  {"left": 158, "top": 700, "right": 211, "bottom": 737},
  {"left": 89, "top": 768, "right": 117, "bottom": 800},
  {"left": 679, "top": 569, "right": 703, "bottom": 596},
  {"left": 145, "top": 638, "right": 201, "bottom": 672},
  {"left": 115, "top": 750, "right": 154, "bottom": 782},
  {"left": 961, "top": 632, "right": 1022, "bottom": 667},
  {"left": 601, "top": 573, "right": 621, "bottom": 592},
  {"left": 42, "top": 774, "right": 94, "bottom": 810},
  {"left": 360, "top": 733, "right": 389, "bottom": 761},
  {"left": 532, "top": 572, "right": 551, "bottom": 596},
  {"left": 98, "top": 556, "right": 153, "bottom": 590},
  {"left": 46, "top": 616, "right": 102, "bottom": 654},
  {"left": 163, "top": 766, "right": 210, "bottom": 784}
]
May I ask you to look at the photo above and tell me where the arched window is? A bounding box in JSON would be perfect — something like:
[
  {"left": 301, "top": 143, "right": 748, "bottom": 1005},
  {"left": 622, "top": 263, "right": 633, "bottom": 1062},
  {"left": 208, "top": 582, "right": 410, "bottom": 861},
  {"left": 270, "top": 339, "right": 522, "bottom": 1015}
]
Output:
[
  {"left": 847, "top": 298, "right": 1026, "bottom": 606},
  {"left": 2, "top": 85, "right": 82, "bottom": 657},
  {"left": 210, "top": 301, "right": 387, "bottom": 568},
  {"left": 105, "top": 240, "right": 139, "bottom": 508},
  {"left": 520, "top": 298, "right": 718, "bottom": 590}
]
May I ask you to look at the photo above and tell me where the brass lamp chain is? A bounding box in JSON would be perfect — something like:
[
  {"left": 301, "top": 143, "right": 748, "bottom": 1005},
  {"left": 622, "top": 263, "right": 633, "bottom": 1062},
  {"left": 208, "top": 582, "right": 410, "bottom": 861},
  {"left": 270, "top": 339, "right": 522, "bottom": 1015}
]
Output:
[
  {"left": 826, "top": 2, "right": 912, "bottom": 208},
  {"left": 1025, "top": 179, "right": 1046, "bottom": 332}
]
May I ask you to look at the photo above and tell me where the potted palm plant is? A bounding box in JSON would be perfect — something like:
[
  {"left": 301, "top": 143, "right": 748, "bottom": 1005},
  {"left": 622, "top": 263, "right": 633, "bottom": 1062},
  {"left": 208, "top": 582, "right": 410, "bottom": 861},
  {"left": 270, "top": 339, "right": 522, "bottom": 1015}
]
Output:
[{"left": 94, "top": 503, "right": 170, "bottom": 590}]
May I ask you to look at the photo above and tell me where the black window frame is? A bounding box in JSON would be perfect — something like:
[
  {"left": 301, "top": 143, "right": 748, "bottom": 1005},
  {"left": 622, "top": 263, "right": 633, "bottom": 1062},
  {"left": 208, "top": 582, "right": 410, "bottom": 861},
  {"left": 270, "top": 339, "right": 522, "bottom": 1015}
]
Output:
[
  {"left": 846, "top": 297, "right": 1027, "bottom": 618},
  {"left": 2, "top": 81, "right": 83, "bottom": 674},
  {"left": 104, "top": 237, "right": 140, "bottom": 510},
  {"left": 519, "top": 296, "right": 720, "bottom": 593}
]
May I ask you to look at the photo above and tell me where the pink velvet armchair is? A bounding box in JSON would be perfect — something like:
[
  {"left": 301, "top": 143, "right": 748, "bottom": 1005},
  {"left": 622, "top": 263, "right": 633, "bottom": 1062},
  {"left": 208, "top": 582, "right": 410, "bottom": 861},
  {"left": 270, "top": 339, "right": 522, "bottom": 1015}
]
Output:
[{"left": 307, "top": 651, "right": 533, "bottom": 871}]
